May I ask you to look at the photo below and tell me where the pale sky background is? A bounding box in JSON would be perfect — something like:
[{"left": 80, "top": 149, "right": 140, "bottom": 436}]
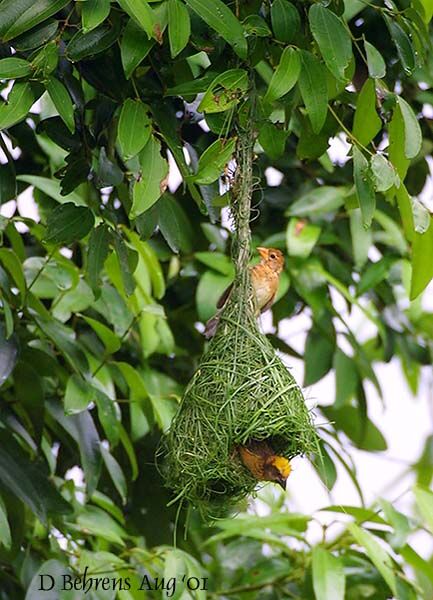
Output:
[{"left": 1, "top": 93, "right": 432, "bottom": 561}]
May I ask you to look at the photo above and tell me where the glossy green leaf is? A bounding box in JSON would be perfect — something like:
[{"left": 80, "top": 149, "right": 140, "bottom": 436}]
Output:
[
  {"left": 66, "top": 22, "right": 120, "bottom": 60},
  {"left": 370, "top": 154, "right": 399, "bottom": 192},
  {"left": 77, "top": 505, "right": 126, "bottom": 546},
  {"left": 184, "top": 0, "right": 247, "bottom": 59},
  {"left": 0, "top": 0, "right": 69, "bottom": 41},
  {"left": 286, "top": 186, "right": 347, "bottom": 216},
  {"left": 263, "top": 47, "right": 301, "bottom": 104},
  {"left": 101, "top": 445, "right": 127, "bottom": 504},
  {"left": 0, "top": 495, "right": 11, "bottom": 550},
  {"left": 0, "top": 57, "right": 32, "bottom": 79},
  {"left": 83, "top": 316, "right": 121, "bottom": 354},
  {"left": 117, "top": 0, "right": 155, "bottom": 38},
  {"left": 348, "top": 524, "right": 396, "bottom": 595},
  {"left": 0, "top": 82, "right": 34, "bottom": 130},
  {"left": 130, "top": 136, "right": 169, "bottom": 218},
  {"left": 158, "top": 194, "right": 193, "bottom": 253},
  {"left": 364, "top": 40, "right": 386, "bottom": 79},
  {"left": 312, "top": 547, "right": 345, "bottom": 600},
  {"left": 198, "top": 69, "right": 248, "bottom": 114},
  {"left": 286, "top": 218, "right": 321, "bottom": 258},
  {"left": 192, "top": 137, "right": 236, "bottom": 185},
  {"left": 14, "top": 361, "right": 44, "bottom": 443},
  {"left": 397, "top": 96, "right": 422, "bottom": 159},
  {"left": 113, "top": 235, "right": 138, "bottom": 296},
  {"left": 120, "top": 18, "right": 155, "bottom": 79},
  {"left": 271, "top": 0, "right": 300, "bottom": 43},
  {"left": 82, "top": 0, "right": 111, "bottom": 32},
  {"left": 385, "top": 16, "right": 416, "bottom": 75},
  {"left": 357, "top": 257, "right": 395, "bottom": 295},
  {"left": 350, "top": 207, "right": 372, "bottom": 268},
  {"left": 353, "top": 79, "right": 381, "bottom": 146},
  {"left": 323, "top": 405, "right": 387, "bottom": 451},
  {"left": 168, "top": 0, "right": 190, "bottom": 58},
  {"left": 258, "top": 121, "right": 288, "bottom": 160},
  {"left": 0, "top": 162, "right": 16, "bottom": 204},
  {"left": 414, "top": 485, "right": 433, "bottom": 535},
  {"left": 13, "top": 19, "right": 59, "bottom": 50},
  {"left": 196, "top": 270, "right": 232, "bottom": 321},
  {"left": 0, "top": 248, "right": 26, "bottom": 300},
  {"left": 30, "top": 40, "right": 58, "bottom": 77},
  {"left": 380, "top": 499, "right": 411, "bottom": 549},
  {"left": 64, "top": 374, "right": 95, "bottom": 415},
  {"left": 45, "top": 76, "right": 75, "bottom": 133},
  {"left": 309, "top": 4, "right": 352, "bottom": 81},
  {"left": 334, "top": 350, "right": 358, "bottom": 408},
  {"left": 388, "top": 103, "right": 409, "bottom": 180},
  {"left": 353, "top": 146, "right": 375, "bottom": 227},
  {"left": 17, "top": 175, "right": 85, "bottom": 206},
  {"left": 45, "top": 203, "right": 95, "bottom": 244},
  {"left": 410, "top": 217, "right": 433, "bottom": 299},
  {"left": 118, "top": 99, "right": 151, "bottom": 160},
  {"left": 86, "top": 224, "right": 111, "bottom": 292},
  {"left": 299, "top": 51, "right": 328, "bottom": 134}
]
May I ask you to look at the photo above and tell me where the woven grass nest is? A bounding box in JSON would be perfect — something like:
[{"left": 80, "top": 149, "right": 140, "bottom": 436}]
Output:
[
  {"left": 162, "top": 117, "right": 318, "bottom": 516},
  {"left": 162, "top": 276, "right": 318, "bottom": 515}
]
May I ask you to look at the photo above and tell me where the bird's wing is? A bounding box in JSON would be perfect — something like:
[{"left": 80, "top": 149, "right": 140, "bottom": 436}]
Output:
[
  {"left": 260, "top": 293, "right": 276, "bottom": 314},
  {"left": 216, "top": 282, "right": 233, "bottom": 309}
]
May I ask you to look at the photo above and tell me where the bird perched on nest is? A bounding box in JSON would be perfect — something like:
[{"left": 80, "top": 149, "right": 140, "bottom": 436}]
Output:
[
  {"left": 204, "top": 247, "right": 285, "bottom": 339},
  {"left": 237, "top": 440, "right": 291, "bottom": 489}
]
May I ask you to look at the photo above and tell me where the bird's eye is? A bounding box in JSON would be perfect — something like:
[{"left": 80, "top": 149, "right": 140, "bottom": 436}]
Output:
[{"left": 270, "top": 253, "right": 276, "bottom": 259}]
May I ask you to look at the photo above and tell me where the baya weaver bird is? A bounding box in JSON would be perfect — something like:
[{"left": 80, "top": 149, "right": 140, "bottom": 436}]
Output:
[
  {"left": 237, "top": 440, "right": 291, "bottom": 489},
  {"left": 204, "top": 247, "right": 285, "bottom": 339}
]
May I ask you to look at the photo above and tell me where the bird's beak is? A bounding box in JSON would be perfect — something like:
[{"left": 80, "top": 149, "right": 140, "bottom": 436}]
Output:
[
  {"left": 276, "top": 478, "right": 287, "bottom": 491},
  {"left": 257, "top": 247, "right": 268, "bottom": 259}
]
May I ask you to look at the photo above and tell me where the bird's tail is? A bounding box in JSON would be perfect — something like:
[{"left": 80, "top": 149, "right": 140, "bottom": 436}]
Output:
[{"left": 204, "top": 312, "right": 220, "bottom": 339}]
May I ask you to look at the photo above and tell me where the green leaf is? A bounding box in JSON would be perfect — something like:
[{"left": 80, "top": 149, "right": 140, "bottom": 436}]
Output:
[
  {"left": 130, "top": 136, "right": 169, "bottom": 218},
  {"left": 385, "top": 16, "right": 416, "bottom": 75},
  {"left": 419, "top": 0, "right": 433, "bottom": 23},
  {"left": 0, "top": 248, "right": 26, "bottom": 301},
  {"left": 86, "top": 224, "right": 111, "bottom": 293},
  {"left": 17, "top": 174, "right": 86, "bottom": 206},
  {"left": 258, "top": 121, "right": 288, "bottom": 160},
  {"left": 271, "top": 0, "right": 300, "bottom": 43},
  {"left": 286, "top": 218, "right": 321, "bottom": 258},
  {"left": 192, "top": 137, "right": 236, "bottom": 185},
  {"left": 64, "top": 374, "right": 95, "bottom": 415},
  {"left": 299, "top": 51, "right": 328, "bottom": 134},
  {"left": 0, "top": 429, "right": 71, "bottom": 524},
  {"left": 286, "top": 186, "right": 347, "bottom": 216},
  {"left": 184, "top": 0, "right": 247, "bottom": 59},
  {"left": 397, "top": 96, "right": 422, "bottom": 159},
  {"left": 45, "top": 203, "right": 95, "bottom": 244},
  {"left": 45, "top": 76, "right": 75, "bottom": 133},
  {"left": 263, "top": 47, "right": 301, "bottom": 104},
  {"left": 350, "top": 207, "right": 372, "bottom": 269},
  {"left": 353, "top": 79, "right": 381, "bottom": 146},
  {"left": 13, "top": 361, "right": 45, "bottom": 443},
  {"left": 113, "top": 235, "right": 138, "bottom": 296},
  {"left": 198, "top": 69, "right": 248, "bottom": 114},
  {"left": 83, "top": 316, "right": 121, "bottom": 354},
  {"left": 0, "top": 0, "right": 69, "bottom": 41},
  {"left": 13, "top": 19, "right": 59, "bottom": 51},
  {"left": 388, "top": 103, "right": 409, "bottom": 180},
  {"left": 0, "top": 162, "right": 16, "bottom": 204},
  {"left": 334, "top": 350, "right": 358, "bottom": 408},
  {"left": 195, "top": 251, "right": 234, "bottom": 275},
  {"left": 379, "top": 499, "right": 411, "bottom": 549},
  {"left": 353, "top": 146, "right": 375, "bottom": 228},
  {"left": 26, "top": 560, "right": 73, "bottom": 600},
  {"left": 66, "top": 21, "right": 120, "bottom": 61},
  {"left": 117, "top": 0, "right": 155, "bottom": 38},
  {"left": 0, "top": 495, "right": 11, "bottom": 550},
  {"left": 410, "top": 217, "right": 433, "bottom": 299},
  {"left": 168, "top": 0, "right": 190, "bottom": 58},
  {"left": 31, "top": 40, "right": 58, "bottom": 77},
  {"left": 322, "top": 405, "right": 387, "bottom": 451},
  {"left": 196, "top": 270, "right": 232, "bottom": 321},
  {"left": 414, "top": 486, "right": 433, "bottom": 535},
  {"left": 158, "top": 194, "right": 193, "bottom": 253},
  {"left": 347, "top": 523, "right": 396, "bottom": 595},
  {"left": 47, "top": 400, "right": 102, "bottom": 496},
  {"left": 357, "top": 257, "right": 395, "bottom": 295},
  {"left": 312, "top": 547, "right": 345, "bottom": 600},
  {"left": 77, "top": 505, "right": 126, "bottom": 546},
  {"left": 120, "top": 18, "right": 155, "bottom": 79},
  {"left": 101, "top": 446, "right": 127, "bottom": 504},
  {"left": 0, "top": 82, "right": 34, "bottom": 130},
  {"left": 0, "top": 57, "right": 32, "bottom": 79},
  {"left": 304, "top": 324, "right": 335, "bottom": 386},
  {"left": 118, "top": 99, "right": 151, "bottom": 160},
  {"left": 82, "top": 0, "right": 111, "bottom": 32},
  {"left": 364, "top": 40, "right": 386, "bottom": 79},
  {"left": 370, "top": 154, "right": 399, "bottom": 192},
  {"left": 309, "top": 4, "right": 352, "bottom": 81},
  {"left": 94, "top": 388, "right": 120, "bottom": 447}
]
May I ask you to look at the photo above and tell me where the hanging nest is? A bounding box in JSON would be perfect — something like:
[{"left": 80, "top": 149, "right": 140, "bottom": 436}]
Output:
[{"left": 161, "top": 105, "right": 319, "bottom": 516}]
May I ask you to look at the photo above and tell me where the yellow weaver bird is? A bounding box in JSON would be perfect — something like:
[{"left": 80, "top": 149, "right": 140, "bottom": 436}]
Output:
[
  {"left": 237, "top": 440, "right": 291, "bottom": 489},
  {"left": 204, "top": 247, "right": 285, "bottom": 339}
]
